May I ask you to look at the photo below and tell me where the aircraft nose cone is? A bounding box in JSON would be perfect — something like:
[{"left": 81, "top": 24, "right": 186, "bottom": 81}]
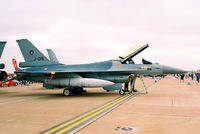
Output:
[{"left": 162, "top": 65, "right": 187, "bottom": 74}]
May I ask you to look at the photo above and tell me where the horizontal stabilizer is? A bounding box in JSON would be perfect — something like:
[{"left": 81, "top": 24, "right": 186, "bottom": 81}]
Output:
[{"left": 19, "top": 61, "right": 60, "bottom": 68}]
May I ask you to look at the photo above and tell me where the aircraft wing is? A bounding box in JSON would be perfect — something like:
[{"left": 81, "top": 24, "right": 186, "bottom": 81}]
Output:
[{"left": 14, "top": 69, "right": 141, "bottom": 75}]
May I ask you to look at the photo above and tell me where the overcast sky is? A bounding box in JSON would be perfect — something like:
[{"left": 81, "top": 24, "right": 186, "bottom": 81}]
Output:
[{"left": 0, "top": 0, "right": 199, "bottom": 72}]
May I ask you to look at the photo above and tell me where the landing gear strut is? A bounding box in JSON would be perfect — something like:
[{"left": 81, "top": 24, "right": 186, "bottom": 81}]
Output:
[
  {"left": 119, "top": 74, "right": 137, "bottom": 95},
  {"left": 75, "top": 87, "right": 87, "bottom": 94},
  {"left": 119, "top": 74, "right": 145, "bottom": 95},
  {"left": 130, "top": 74, "right": 138, "bottom": 93}
]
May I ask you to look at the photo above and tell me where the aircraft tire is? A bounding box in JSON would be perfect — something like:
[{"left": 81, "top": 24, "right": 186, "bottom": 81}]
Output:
[
  {"left": 119, "top": 90, "right": 125, "bottom": 95},
  {"left": 63, "top": 88, "right": 71, "bottom": 96}
]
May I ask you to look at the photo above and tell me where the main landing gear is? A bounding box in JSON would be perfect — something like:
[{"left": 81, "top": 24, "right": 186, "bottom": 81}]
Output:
[
  {"left": 63, "top": 87, "right": 87, "bottom": 96},
  {"left": 63, "top": 88, "right": 71, "bottom": 96}
]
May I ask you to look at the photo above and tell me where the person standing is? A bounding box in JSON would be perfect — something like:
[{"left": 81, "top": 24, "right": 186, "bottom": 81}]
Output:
[
  {"left": 197, "top": 73, "right": 200, "bottom": 83},
  {"left": 191, "top": 72, "right": 194, "bottom": 80},
  {"left": 180, "top": 74, "right": 185, "bottom": 83}
]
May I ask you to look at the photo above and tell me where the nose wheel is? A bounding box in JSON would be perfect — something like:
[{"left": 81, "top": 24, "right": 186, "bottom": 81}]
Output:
[{"left": 119, "top": 90, "right": 125, "bottom": 95}]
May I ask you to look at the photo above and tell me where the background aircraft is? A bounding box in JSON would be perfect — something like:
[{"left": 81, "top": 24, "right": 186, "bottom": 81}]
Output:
[
  {"left": 14, "top": 39, "right": 187, "bottom": 96},
  {"left": 0, "top": 41, "right": 7, "bottom": 81}
]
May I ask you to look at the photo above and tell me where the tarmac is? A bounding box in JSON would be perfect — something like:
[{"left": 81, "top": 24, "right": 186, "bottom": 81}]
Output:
[{"left": 0, "top": 76, "right": 200, "bottom": 134}]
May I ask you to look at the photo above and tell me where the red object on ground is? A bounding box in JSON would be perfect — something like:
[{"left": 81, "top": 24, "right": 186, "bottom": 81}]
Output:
[
  {"left": 0, "top": 73, "right": 19, "bottom": 87},
  {"left": 0, "top": 80, "right": 19, "bottom": 87}
]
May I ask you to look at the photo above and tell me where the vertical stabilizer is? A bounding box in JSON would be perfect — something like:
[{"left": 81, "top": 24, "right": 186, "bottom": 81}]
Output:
[
  {"left": 47, "top": 49, "right": 59, "bottom": 63},
  {"left": 16, "top": 39, "right": 49, "bottom": 62},
  {"left": 0, "top": 41, "right": 6, "bottom": 58},
  {"left": 16, "top": 39, "right": 60, "bottom": 67}
]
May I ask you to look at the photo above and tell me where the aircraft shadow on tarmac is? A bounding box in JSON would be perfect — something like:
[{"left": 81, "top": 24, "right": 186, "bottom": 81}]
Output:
[
  {"left": 5, "top": 91, "right": 119, "bottom": 99},
  {"left": 0, "top": 91, "right": 20, "bottom": 95}
]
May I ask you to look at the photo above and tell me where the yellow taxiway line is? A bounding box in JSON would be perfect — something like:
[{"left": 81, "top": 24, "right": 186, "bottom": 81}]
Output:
[
  {"left": 41, "top": 93, "right": 135, "bottom": 134},
  {"left": 41, "top": 81, "right": 156, "bottom": 134}
]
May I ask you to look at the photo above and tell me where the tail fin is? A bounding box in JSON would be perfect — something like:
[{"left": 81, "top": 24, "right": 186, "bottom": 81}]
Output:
[
  {"left": 16, "top": 39, "right": 59, "bottom": 67},
  {"left": 17, "top": 39, "right": 49, "bottom": 62},
  {"left": 0, "top": 41, "right": 6, "bottom": 58},
  {"left": 47, "top": 49, "right": 59, "bottom": 63}
]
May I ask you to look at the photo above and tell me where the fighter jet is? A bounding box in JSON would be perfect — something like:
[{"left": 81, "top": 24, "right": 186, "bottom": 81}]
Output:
[
  {"left": 0, "top": 41, "right": 7, "bottom": 81},
  {"left": 14, "top": 39, "right": 187, "bottom": 96}
]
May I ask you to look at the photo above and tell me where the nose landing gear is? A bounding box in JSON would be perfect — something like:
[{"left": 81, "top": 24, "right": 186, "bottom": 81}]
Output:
[{"left": 119, "top": 75, "right": 148, "bottom": 95}]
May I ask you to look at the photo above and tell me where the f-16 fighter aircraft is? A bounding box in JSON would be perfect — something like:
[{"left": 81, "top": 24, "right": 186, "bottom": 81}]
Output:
[
  {"left": 14, "top": 39, "right": 187, "bottom": 96},
  {"left": 0, "top": 41, "right": 7, "bottom": 81}
]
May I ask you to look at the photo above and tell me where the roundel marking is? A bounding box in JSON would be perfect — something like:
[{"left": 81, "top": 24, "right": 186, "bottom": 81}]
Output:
[{"left": 29, "top": 50, "right": 34, "bottom": 55}]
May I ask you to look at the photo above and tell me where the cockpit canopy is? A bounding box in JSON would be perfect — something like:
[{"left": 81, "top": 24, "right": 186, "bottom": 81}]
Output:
[{"left": 113, "top": 44, "right": 149, "bottom": 64}]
